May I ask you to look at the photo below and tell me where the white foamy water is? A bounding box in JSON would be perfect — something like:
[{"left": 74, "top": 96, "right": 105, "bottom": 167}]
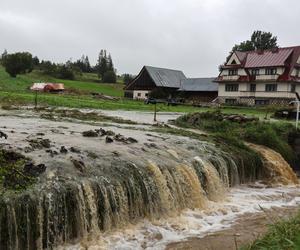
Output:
[{"left": 58, "top": 184, "right": 300, "bottom": 250}]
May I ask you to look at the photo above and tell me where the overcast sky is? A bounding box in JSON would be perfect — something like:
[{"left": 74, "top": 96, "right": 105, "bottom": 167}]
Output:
[{"left": 0, "top": 0, "right": 299, "bottom": 77}]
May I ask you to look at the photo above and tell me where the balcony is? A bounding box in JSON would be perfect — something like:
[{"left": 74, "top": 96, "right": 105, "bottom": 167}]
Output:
[
  {"left": 221, "top": 75, "right": 240, "bottom": 81},
  {"left": 254, "top": 75, "right": 279, "bottom": 81},
  {"left": 240, "top": 91, "right": 296, "bottom": 99}
]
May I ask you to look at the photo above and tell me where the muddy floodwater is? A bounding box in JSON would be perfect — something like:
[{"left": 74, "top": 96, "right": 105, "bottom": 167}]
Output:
[{"left": 0, "top": 108, "right": 299, "bottom": 250}]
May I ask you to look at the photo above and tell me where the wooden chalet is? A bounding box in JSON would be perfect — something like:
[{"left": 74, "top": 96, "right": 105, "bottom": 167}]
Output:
[{"left": 124, "top": 66, "right": 187, "bottom": 99}]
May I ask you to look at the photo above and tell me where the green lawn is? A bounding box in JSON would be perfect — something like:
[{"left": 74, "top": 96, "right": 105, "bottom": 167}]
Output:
[
  {"left": 0, "top": 66, "right": 124, "bottom": 97},
  {"left": 0, "top": 65, "right": 273, "bottom": 115}
]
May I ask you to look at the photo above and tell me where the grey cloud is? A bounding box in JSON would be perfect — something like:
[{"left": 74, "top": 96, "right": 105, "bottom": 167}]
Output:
[{"left": 0, "top": 0, "right": 299, "bottom": 77}]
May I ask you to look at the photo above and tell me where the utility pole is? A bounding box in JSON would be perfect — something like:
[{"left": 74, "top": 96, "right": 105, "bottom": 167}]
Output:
[
  {"left": 34, "top": 90, "right": 38, "bottom": 109},
  {"left": 296, "top": 101, "right": 300, "bottom": 130},
  {"left": 291, "top": 92, "right": 300, "bottom": 130},
  {"left": 154, "top": 102, "right": 157, "bottom": 122}
]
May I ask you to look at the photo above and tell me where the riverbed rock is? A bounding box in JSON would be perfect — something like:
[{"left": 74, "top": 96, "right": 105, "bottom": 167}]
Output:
[
  {"left": 82, "top": 130, "right": 99, "bottom": 137},
  {"left": 70, "top": 147, "right": 81, "bottom": 153},
  {"left": 23, "top": 162, "right": 47, "bottom": 177},
  {"left": 0, "top": 131, "right": 8, "bottom": 139},
  {"left": 45, "top": 149, "right": 58, "bottom": 157},
  {"left": 126, "top": 137, "right": 138, "bottom": 144},
  {"left": 71, "top": 158, "right": 85, "bottom": 172},
  {"left": 60, "top": 146, "right": 68, "bottom": 154},
  {"left": 28, "top": 138, "right": 51, "bottom": 149},
  {"left": 96, "top": 128, "right": 115, "bottom": 137},
  {"left": 106, "top": 136, "right": 114, "bottom": 143}
]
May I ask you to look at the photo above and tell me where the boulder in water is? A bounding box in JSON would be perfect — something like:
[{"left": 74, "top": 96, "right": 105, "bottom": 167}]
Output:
[
  {"left": 0, "top": 131, "right": 8, "bottom": 139},
  {"left": 60, "top": 146, "right": 68, "bottom": 154},
  {"left": 23, "top": 162, "right": 47, "bottom": 177},
  {"left": 82, "top": 130, "right": 98, "bottom": 137},
  {"left": 106, "top": 136, "right": 114, "bottom": 143},
  {"left": 71, "top": 158, "right": 85, "bottom": 172}
]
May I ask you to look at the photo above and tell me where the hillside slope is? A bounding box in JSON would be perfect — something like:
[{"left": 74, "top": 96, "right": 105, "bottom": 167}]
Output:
[{"left": 0, "top": 66, "right": 124, "bottom": 97}]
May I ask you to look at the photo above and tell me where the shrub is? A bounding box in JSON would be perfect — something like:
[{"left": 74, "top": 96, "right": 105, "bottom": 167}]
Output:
[
  {"left": 2, "top": 52, "right": 33, "bottom": 77},
  {"left": 103, "top": 70, "right": 117, "bottom": 83}
]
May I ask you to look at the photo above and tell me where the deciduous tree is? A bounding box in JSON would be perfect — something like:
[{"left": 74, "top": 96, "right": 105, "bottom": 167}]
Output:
[{"left": 2, "top": 52, "right": 33, "bottom": 77}]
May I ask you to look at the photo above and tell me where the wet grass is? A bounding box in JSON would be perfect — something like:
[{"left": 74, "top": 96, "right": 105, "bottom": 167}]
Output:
[
  {"left": 175, "top": 111, "right": 298, "bottom": 166},
  {"left": 0, "top": 66, "right": 124, "bottom": 97},
  {"left": 242, "top": 211, "right": 300, "bottom": 250},
  {"left": 0, "top": 149, "right": 34, "bottom": 191},
  {"left": 37, "top": 108, "right": 138, "bottom": 124}
]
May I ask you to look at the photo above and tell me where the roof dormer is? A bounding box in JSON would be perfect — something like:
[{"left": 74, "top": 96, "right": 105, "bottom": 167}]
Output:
[{"left": 226, "top": 52, "right": 242, "bottom": 66}]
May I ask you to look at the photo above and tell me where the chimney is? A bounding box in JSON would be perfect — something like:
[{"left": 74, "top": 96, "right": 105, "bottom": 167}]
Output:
[{"left": 256, "top": 49, "right": 264, "bottom": 55}]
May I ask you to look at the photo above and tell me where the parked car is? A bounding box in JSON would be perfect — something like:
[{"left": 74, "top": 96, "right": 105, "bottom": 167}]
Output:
[{"left": 144, "top": 98, "right": 166, "bottom": 104}]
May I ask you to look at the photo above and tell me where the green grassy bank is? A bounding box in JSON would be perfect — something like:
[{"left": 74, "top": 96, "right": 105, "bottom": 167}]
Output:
[{"left": 242, "top": 212, "right": 300, "bottom": 250}]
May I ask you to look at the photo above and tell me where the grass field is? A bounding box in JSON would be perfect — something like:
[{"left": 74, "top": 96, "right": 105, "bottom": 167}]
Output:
[
  {"left": 0, "top": 65, "right": 275, "bottom": 116},
  {"left": 0, "top": 66, "right": 124, "bottom": 97}
]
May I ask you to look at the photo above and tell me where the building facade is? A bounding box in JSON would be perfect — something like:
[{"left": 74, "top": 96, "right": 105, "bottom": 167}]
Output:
[
  {"left": 124, "top": 66, "right": 187, "bottom": 100},
  {"left": 125, "top": 66, "right": 218, "bottom": 102},
  {"left": 216, "top": 46, "right": 300, "bottom": 105}
]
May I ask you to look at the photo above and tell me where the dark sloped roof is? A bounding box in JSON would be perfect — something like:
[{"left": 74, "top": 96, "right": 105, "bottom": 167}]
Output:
[
  {"left": 179, "top": 78, "right": 218, "bottom": 92},
  {"left": 145, "top": 66, "right": 186, "bottom": 88}
]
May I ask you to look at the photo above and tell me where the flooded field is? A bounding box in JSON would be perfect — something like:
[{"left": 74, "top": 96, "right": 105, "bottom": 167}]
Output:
[{"left": 0, "top": 108, "right": 299, "bottom": 250}]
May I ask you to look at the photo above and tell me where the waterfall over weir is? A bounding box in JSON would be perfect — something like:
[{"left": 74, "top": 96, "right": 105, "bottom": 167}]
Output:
[{"left": 0, "top": 118, "right": 298, "bottom": 250}]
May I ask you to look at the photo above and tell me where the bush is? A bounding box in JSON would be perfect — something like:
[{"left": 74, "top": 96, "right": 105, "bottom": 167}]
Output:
[
  {"left": 103, "top": 70, "right": 116, "bottom": 83},
  {"left": 2, "top": 52, "right": 33, "bottom": 77},
  {"left": 56, "top": 65, "right": 75, "bottom": 80}
]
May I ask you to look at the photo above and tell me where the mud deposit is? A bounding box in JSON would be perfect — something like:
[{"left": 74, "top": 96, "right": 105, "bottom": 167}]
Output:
[{"left": 0, "top": 109, "right": 299, "bottom": 250}]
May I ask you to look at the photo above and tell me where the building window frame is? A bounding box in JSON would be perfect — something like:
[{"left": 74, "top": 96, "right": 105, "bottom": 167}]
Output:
[
  {"left": 265, "top": 68, "right": 277, "bottom": 75},
  {"left": 225, "top": 84, "right": 239, "bottom": 92},
  {"left": 250, "top": 84, "right": 256, "bottom": 92},
  {"left": 291, "top": 84, "right": 296, "bottom": 93},
  {"left": 265, "top": 84, "right": 277, "bottom": 92},
  {"left": 228, "top": 69, "right": 238, "bottom": 76},
  {"left": 137, "top": 93, "right": 141, "bottom": 97},
  {"left": 255, "top": 99, "right": 270, "bottom": 106},
  {"left": 251, "top": 69, "right": 260, "bottom": 76},
  {"left": 225, "top": 99, "right": 237, "bottom": 105}
]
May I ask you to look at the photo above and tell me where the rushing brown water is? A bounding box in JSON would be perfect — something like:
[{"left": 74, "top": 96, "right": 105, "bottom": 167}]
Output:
[
  {"left": 0, "top": 112, "right": 298, "bottom": 250},
  {"left": 248, "top": 143, "right": 299, "bottom": 185}
]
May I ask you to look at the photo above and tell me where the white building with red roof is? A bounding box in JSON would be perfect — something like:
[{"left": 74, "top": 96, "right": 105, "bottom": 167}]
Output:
[{"left": 215, "top": 46, "right": 300, "bottom": 105}]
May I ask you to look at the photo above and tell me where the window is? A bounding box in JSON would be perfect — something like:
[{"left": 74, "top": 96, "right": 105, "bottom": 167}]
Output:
[
  {"left": 228, "top": 69, "right": 238, "bottom": 76},
  {"left": 265, "top": 68, "right": 277, "bottom": 75},
  {"left": 291, "top": 84, "right": 296, "bottom": 93},
  {"left": 231, "top": 60, "right": 237, "bottom": 65},
  {"left": 250, "top": 84, "right": 256, "bottom": 92},
  {"left": 255, "top": 99, "right": 270, "bottom": 106},
  {"left": 137, "top": 93, "right": 141, "bottom": 97},
  {"left": 145, "top": 93, "right": 149, "bottom": 97},
  {"left": 251, "top": 69, "right": 260, "bottom": 76},
  {"left": 265, "top": 84, "right": 277, "bottom": 92},
  {"left": 225, "top": 99, "right": 237, "bottom": 105},
  {"left": 225, "top": 84, "right": 239, "bottom": 92}
]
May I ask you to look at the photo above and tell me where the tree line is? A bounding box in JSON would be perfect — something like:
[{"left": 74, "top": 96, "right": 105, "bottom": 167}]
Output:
[{"left": 0, "top": 49, "right": 127, "bottom": 83}]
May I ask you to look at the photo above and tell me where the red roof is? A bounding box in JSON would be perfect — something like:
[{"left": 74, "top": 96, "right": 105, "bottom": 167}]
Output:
[
  {"left": 217, "top": 46, "right": 300, "bottom": 82},
  {"left": 245, "top": 48, "right": 293, "bottom": 68}
]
